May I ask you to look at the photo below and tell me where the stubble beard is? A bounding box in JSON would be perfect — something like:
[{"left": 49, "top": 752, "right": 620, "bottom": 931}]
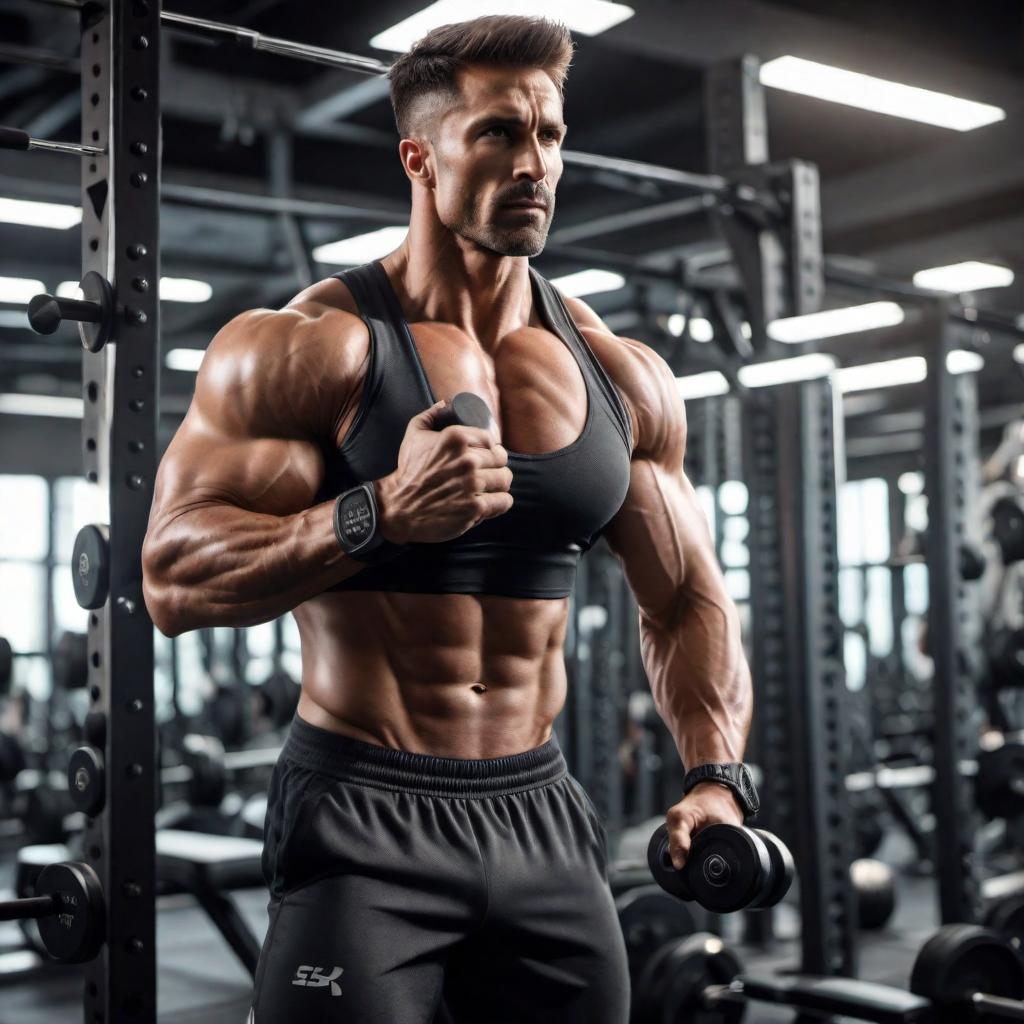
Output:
[{"left": 448, "top": 191, "right": 552, "bottom": 258}]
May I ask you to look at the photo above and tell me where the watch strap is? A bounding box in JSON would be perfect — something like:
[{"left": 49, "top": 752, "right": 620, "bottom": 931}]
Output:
[{"left": 682, "top": 762, "right": 760, "bottom": 820}]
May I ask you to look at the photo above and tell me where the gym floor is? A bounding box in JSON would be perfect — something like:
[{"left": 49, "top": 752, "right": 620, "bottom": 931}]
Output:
[{"left": 0, "top": 832, "right": 936, "bottom": 1023}]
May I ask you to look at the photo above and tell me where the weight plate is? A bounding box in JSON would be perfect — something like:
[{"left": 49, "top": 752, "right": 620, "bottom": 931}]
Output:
[
  {"left": 71, "top": 524, "right": 110, "bottom": 610},
  {"left": 67, "top": 747, "right": 105, "bottom": 817},
  {"left": 36, "top": 861, "right": 105, "bottom": 964},
  {"left": 53, "top": 631, "right": 88, "bottom": 691},
  {"left": 647, "top": 822, "right": 694, "bottom": 901},
  {"left": 749, "top": 829, "right": 795, "bottom": 910},
  {"left": 633, "top": 932, "right": 745, "bottom": 1024},
  {"left": 984, "top": 894, "right": 1024, "bottom": 955},
  {"left": 615, "top": 884, "right": 696, "bottom": 982},
  {"left": 910, "top": 924, "right": 1024, "bottom": 1023},
  {"left": 687, "top": 825, "right": 769, "bottom": 914}
]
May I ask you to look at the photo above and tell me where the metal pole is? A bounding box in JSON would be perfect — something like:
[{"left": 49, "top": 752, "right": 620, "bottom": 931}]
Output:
[
  {"left": 77, "top": 0, "right": 161, "bottom": 1019},
  {"left": 922, "top": 301, "right": 986, "bottom": 925}
]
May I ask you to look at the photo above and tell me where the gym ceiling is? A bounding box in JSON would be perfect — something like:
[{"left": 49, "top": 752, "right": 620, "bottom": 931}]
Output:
[{"left": 0, "top": 0, "right": 1021, "bottom": 465}]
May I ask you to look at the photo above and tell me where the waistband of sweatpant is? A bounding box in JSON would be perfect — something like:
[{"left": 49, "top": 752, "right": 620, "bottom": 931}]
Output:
[{"left": 281, "top": 714, "right": 568, "bottom": 798}]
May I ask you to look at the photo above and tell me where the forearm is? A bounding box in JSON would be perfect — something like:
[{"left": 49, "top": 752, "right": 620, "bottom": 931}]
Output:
[
  {"left": 639, "top": 586, "right": 753, "bottom": 769},
  {"left": 142, "top": 497, "right": 363, "bottom": 635}
]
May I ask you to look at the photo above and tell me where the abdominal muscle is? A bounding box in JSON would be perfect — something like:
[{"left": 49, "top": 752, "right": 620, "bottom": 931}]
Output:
[{"left": 293, "top": 589, "right": 572, "bottom": 759}]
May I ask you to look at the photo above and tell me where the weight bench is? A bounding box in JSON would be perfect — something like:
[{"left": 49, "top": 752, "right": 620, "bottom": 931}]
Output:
[
  {"left": 15, "top": 834, "right": 266, "bottom": 979},
  {"left": 739, "top": 973, "right": 934, "bottom": 1023},
  {"left": 156, "top": 829, "right": 265, "bottom": 979}
]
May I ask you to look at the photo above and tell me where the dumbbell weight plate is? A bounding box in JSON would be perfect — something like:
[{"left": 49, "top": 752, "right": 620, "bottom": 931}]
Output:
[
  {"left": 850, "top": 858, "right": 896, "bottom": 930},
  {"left": 615, "top": 884, "right": 696, "bottom": 984},
  {"left": 71, "top": 524, "right": 110, "bottom": 610},
  {"left": 35, "top": 861, "right": 105, "bottom": 963},
  {"left": 647, "top": 822, "right": 694, "bottom": 901},
  {"left": 686, "top": 825, "right": 771, "bottom": 914},
  {"left": 910, "top": 924, "right": 1024, "bottom": 1024},
  {"left": 748, "top": 829, "right": 795, "bottom": 910},
  {"left": 632, "top": 932, "right": 745, "bottom": 1024},
  {"left": 984, "top": 894, "right": 1024, "bottom": 954}
]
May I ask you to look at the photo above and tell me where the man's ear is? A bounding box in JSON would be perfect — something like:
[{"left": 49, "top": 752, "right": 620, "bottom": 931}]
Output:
[{"left": 398, "top": 138, "right": 434, "bottom": 187}]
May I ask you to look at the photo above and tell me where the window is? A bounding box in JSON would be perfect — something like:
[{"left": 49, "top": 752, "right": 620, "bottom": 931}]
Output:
[{"left": 0, "top": 475, "right": 48, "bottom": 559}]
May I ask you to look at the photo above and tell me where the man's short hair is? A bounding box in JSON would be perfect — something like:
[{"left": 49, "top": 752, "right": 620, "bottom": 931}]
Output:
[{"left": 388, "top": 15, "right": 574, "bottom": 143}]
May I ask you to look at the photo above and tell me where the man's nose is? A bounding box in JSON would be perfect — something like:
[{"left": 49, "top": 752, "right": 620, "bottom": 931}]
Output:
[{"left": 514, "top": 136, "right": 548, "bottom": 182}]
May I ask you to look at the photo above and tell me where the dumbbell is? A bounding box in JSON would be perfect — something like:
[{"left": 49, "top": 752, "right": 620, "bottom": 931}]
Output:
[
  {"left": 68, "top": 735, "right": 280, "bottom": 819},
  {"left": 0, "top": 861, "right": 104, "bottom": 963},
  {"left": 632, "top": 924, "right": 1024, "bottom": 1024},
  {"left": 434, "top": 392, "right": 494, "bottom": 432},
  {"left": 646, "top": 823, "right": 794, "bottom": 913}
]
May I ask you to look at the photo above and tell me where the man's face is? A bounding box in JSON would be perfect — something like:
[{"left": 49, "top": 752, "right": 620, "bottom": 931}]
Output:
[{"left": 430, "top": 65, "right": 566, "bottom": 258}]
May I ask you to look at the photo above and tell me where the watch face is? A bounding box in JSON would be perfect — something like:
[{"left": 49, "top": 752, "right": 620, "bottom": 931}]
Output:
[{"left": 338, "top": 491, "right": 374, "bottom": 548}]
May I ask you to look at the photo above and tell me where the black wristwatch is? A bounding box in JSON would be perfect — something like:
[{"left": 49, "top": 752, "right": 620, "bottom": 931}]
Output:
[
  {"left": 682, "top": 762, "right": 760, "bottom": 821},
  {"left": 333, "top": 483, "right": 407, "bottom": 565}
]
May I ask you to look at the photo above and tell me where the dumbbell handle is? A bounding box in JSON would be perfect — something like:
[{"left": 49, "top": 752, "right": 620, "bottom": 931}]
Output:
[
  {"left": 0, "top": 125, "right": 104, "bottom": 157},
  {"left": 0, "top": 894, "right": 57, "bottom": 923},
  {"left": 28, "top": 293, "right": 104, "bottom": 336},
  {"left": 972, "top": 991, "right": 1024, "bottom": 1021}
]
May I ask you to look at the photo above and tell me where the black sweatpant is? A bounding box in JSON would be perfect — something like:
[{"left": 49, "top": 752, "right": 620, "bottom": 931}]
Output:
[{"left": 249, "top": 715, "right": 630, "bottom": 1023}]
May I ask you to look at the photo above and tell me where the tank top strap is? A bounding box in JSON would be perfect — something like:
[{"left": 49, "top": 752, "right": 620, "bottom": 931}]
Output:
[{"left": 528, "top": 266, "right": 634, "bottom": 454}]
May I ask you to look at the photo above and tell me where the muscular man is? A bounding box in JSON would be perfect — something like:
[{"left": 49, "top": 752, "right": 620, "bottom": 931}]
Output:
[{"left": 142, "top": 14, "right": 752, "bottom": 1023}]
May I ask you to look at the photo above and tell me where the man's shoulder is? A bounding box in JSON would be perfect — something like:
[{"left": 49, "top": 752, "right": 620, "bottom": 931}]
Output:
[{"left": 561, "top": 295, "right": 682, "bottom": 458}]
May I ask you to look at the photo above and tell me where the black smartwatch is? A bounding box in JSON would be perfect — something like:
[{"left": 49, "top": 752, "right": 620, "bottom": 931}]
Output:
[
  {"left": 333, "top": 483, "right": 407, "bottom": 565},
  {"left": 682, "top": 762, "right": 760, "bottom": 821}
]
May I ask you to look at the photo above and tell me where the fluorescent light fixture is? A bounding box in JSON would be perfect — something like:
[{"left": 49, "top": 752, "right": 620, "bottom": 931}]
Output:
[
  {"left": 897, "top": 471, "right": 924, "bottom": 495},
  {"left": 690, "top": 318, "right": 714, "bottom": 342},
  {"left": 551, "top": 268, "right": 624, "bottom": 298},
  {"left": 370, "top": 0, "right": 635, "bottom": 52},
  {"left": 1014, "top": 343, "right": 1024, "bottom": 364},
  {"left": 0, "top": 197, "right": 82, "bottom": 229},
  {"left": 675, "top": 371, "right": 730, "bottom": 401},
  {"left": 738, "top": 353, "right": 837, "bottom": 388},
  {"left": 165, "top": 348, "right": 205, "bottom": 372},
  {"left": 60, "top": 277, "right": 212, "bottom": 303},
  {"left": 759, "top": 56, "right": 1005, "bottom": 132},
  {"left": 159, "top": 278, "right": 213, "bottom": 303},
  {"left": 313, "top": 226, "right": 408, "bottom": 265},
  {"left": 947, "top": 349, "right": 984, "bottom": 374},
  {"left": 667, "top": 316, "right": 745, "bottom": 342},
  {"left": 913, "top": 261, "right": 1014, "bottom": 293},
  {"left": 0, "top": 277, "right": 44, "bottom": 305},
  {"left": 768, "top": 301, "right": 904, "bottom": 343},
  {"left": 0, "top": 393, "right": 83, "bottom": 418},
  {"left": 835, "top": 356, "right": 927, "bottom": 393}
]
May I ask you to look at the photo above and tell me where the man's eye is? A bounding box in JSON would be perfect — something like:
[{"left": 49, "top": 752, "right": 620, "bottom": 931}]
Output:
[{"left": 483, "top": 126, "right": 508, "bottom": 137}]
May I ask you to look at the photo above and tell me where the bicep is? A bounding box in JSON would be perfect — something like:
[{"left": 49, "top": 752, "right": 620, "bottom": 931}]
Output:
[
  {"left": 602, "top": 457, "right": 722, "bottom": 629},
  {"left": 154, "top": 414, "right": 325, "bottom": 520}
]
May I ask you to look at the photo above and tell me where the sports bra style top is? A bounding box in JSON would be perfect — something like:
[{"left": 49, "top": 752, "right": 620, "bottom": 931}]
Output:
[{"left": 316, "top": 259, "right": 633, "bottom": 600}]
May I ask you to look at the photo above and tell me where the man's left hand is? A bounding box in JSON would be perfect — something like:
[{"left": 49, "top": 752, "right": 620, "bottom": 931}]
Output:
[{"left": 663, "top": 782, "right": 745, "bottom": 871}]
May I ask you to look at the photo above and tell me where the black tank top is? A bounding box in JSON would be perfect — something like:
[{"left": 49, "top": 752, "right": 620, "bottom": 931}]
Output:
[{"left": 317, "top": 259, "right": 633, "bottom": 600}]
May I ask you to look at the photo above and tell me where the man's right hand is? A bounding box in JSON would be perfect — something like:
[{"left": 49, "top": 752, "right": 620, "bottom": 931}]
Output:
[{"left": 375, "top": 399, "right": 514, "bottom": 545}]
